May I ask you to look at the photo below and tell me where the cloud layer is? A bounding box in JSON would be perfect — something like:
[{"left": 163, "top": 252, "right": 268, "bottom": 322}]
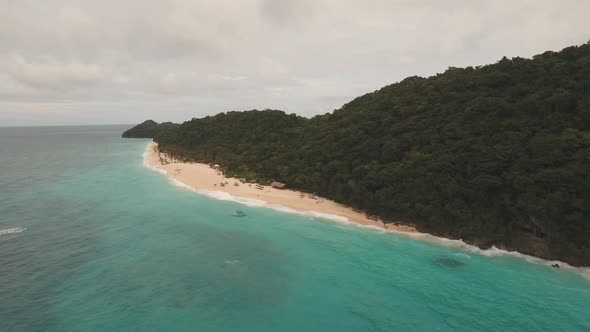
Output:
[{"left": 1, "top": 0, "right": 589, "bottom": 125}]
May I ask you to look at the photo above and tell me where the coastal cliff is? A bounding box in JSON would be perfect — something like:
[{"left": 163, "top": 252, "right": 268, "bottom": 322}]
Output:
[{"left": 124, "top": 42, "right": 590, "bottom": 266}]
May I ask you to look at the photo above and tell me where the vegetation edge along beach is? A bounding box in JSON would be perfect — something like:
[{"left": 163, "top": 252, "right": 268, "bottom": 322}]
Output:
[{"left": 124, "top": 42, "right": 590, "bottom": 267}]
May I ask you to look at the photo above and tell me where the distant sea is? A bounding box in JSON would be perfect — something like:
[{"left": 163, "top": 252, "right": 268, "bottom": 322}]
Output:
[{"left": 1, "top": 125, "right": 589, "bottom": 332}]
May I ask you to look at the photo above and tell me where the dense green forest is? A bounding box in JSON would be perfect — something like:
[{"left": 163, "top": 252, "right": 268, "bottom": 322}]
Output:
[
  {"left": 122, "top": 120, "right": 177, "bottom": 138},
  {"left": 123, "top": 42, "right": 590, "bottom": 266}
]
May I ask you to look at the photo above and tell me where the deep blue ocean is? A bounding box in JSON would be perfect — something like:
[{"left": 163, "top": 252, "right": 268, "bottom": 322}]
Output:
[{"left": 1, "top": 125, "right": 589, "bottom": 331}]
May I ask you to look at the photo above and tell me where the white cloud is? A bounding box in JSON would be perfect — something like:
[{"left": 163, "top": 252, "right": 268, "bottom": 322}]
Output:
[
  {"left": 2, "top": 55, "right": 104, "bottom": 91},
  {"left": 0, "top": 0, "right": 589, "bottom": 125}
]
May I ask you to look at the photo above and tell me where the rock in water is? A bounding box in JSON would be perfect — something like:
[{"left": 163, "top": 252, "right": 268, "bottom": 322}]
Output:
[{"left": 435, "top": 257, "right": 466, "bottom": 268}]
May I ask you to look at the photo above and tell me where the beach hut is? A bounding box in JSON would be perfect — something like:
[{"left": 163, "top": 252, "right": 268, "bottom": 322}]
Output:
[{"left": 271, "top": 181, "right": 286, "bottom": 189}]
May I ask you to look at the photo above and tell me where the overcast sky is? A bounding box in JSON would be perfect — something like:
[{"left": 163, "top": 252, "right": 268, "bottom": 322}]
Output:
[{"left": 1, "top": 0, "right": 589, "bottom": 126}]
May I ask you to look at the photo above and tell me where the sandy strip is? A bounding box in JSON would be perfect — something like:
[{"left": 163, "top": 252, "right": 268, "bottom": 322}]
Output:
[{"left": 145, "top": 142, "right": 416, "bottom": 233}]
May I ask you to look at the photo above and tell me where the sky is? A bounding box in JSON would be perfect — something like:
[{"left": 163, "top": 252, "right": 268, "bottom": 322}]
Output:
[{"left": 1, "top": 0, "right": 589, "bottom": 126}]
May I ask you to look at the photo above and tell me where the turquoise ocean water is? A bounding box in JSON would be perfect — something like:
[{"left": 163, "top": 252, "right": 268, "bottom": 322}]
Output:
[{"left": 1, "top": 125, "right": 589, "bottom": 331}]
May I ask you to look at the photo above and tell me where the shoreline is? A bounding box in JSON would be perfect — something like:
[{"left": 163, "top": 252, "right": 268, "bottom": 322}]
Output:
[
  {"left": 143, "top": 142, "right": 590, "bottom": 278},
  {"left": 144, "top": 142, "right": 416, "bottom": 233}
]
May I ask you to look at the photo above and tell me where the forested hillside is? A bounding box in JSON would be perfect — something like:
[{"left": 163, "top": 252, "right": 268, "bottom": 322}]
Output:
[
  {"left": 125, "top": 42, "right": 590, "bottom": 265},
  {"left": 122, "top": 120, "right": 177, "bottom": 138}
]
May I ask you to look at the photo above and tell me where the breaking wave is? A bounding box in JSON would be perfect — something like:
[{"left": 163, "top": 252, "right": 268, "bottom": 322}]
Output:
[{"left": 0, "top": 227, "right": 27, "bottom": 236}]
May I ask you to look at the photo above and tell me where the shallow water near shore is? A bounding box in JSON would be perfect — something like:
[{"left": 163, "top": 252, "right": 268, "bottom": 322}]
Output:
[{"left": 1, "top": 126, "right": 589, "bottom": 331}]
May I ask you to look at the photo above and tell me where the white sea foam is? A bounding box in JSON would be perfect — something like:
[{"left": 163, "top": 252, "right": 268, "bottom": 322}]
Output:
[
  {"left": 141, "top": 143, "right": 590, "bottom": 280},
  {"left": 454, "top": 253, "right": 472, "bottom": 259},
  {"left": 171, "top": 178, "right": 198, "bottom": 192},
  {"left": 266, "top": 204, "right": 298, "bottom": 214},
  {"left": 142, "top": 143, "right": 167, "bottom": 175},
  {"left": 304, "top": 211, "right": 351, "bottom": 224},
  {"left": 197, "top": 189, "right": 267, "bottom": 207},
  {"left": 0, "top": 227, "right": 27, "bottom": 236}
]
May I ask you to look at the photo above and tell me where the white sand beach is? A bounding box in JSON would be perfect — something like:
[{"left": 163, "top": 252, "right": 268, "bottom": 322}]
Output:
[{"left": 144, "top": 142, "right": 416, "bottom": 233}]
